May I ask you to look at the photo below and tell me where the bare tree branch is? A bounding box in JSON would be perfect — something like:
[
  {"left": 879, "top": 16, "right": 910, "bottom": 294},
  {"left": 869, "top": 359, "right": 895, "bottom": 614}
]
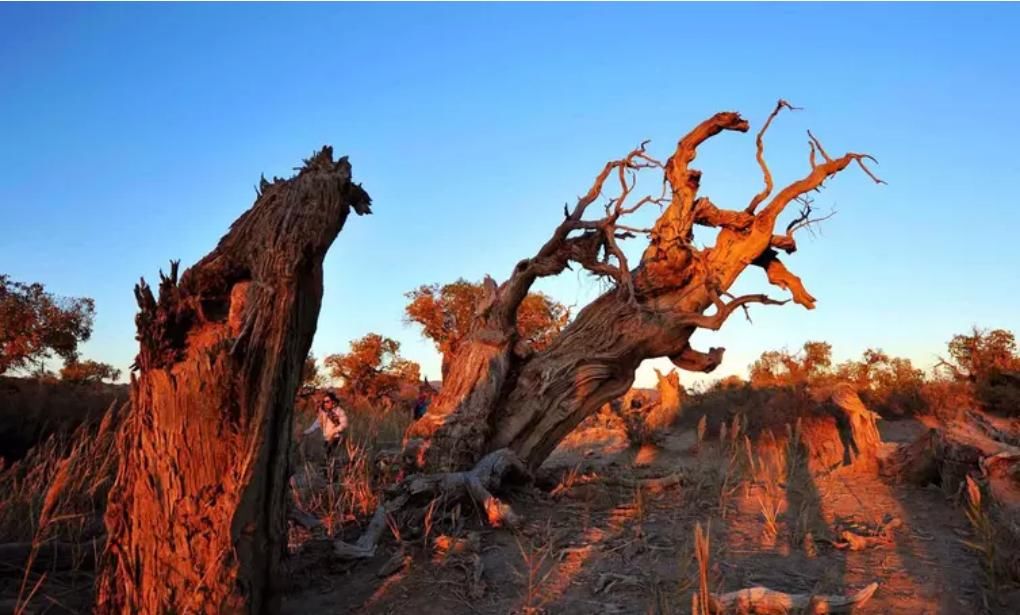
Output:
[
  {"left": 752, "top": 249, "right": 817, "bottom": 309},
  {"left": 693, "top": 197, "right": 755, "bottom": 231},
  {"left": 669, "top": 344, "right": 725, "bottom": 373},
  {"left": 678, "top": 293, "right": 787, "bottom": 330},
  {"left": 661, "top": 112, "right": 751, "bottom": 241},
  {"left": 757, "top": 149, "right": 884, "bottom": 231},
  {"left": 746, "top": 99, "right": 800, "bottom": 214}
]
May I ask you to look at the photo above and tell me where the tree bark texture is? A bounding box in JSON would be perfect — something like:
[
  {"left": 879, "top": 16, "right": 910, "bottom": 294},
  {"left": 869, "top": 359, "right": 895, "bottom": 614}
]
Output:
[{"left": 96, "top": 148, "right": 371, "bottom": 614}]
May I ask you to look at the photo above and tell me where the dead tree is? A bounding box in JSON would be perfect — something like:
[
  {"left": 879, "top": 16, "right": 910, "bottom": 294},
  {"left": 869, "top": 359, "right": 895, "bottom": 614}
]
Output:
[
  {"left": 407, "top": 102, "right": 883, "bottom": 474},
  {"left": 647, "top": 367, "right": 685, "bottom": 434},
  {"left": 96, "top": 148, "right": 371, "bottom": 613}
]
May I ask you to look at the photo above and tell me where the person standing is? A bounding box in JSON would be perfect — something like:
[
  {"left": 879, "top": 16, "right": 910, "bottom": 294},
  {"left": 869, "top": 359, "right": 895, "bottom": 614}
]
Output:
[
  {"left": 412, "top": 378, "right": 436, "bottom": 420},
  {"left": 303, "top": 391, "right": 348, "bottom": 457}
]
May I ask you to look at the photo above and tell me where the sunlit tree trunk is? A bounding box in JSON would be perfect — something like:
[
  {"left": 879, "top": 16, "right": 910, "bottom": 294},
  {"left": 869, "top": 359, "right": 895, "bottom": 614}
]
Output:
[{"left": 96, "top": 149, "right": 371, "bottom": 614}]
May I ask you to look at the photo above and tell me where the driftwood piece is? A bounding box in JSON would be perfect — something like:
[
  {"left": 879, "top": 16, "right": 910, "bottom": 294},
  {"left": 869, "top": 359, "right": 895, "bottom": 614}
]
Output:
[{"left": 709, "top": 581, "right": 878, "bottom": 614}]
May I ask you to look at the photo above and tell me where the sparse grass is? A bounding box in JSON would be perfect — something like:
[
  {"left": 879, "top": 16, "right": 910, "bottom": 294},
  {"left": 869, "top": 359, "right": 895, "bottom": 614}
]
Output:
[
  {"left": 757, "top": 493, "right": 782, "bottom": 547},
  {"left": 0, "top": 400, "right": 124, "bottom": 614},
  {"left": 0, "top": 400, "right": 122, "bottom": 543},
  {"left": 289, "top": 399, "right": 413, "bottom": 546},
  {"left": 961, "top": 475, "right": 1003, "bottom": 589},
  {"left": 512, "top": 524, "right": 556, "bottom": 614},
  {"left": 692, "top": 522, "right": 711, "bottom": 615}
]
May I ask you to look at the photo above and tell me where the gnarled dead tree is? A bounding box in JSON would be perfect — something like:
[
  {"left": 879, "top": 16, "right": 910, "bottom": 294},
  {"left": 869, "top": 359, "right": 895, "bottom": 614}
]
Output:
[
  {"left": 96, "top": 148, "right": 371, "bottom": 613},
  {"left": 407, "top": 102, "right": 883, "bottom": 473}
]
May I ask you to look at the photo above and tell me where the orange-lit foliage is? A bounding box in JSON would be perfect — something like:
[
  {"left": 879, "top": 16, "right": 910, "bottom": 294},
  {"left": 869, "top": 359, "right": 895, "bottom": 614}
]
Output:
[
  {"left": 940, "top": 327, "right": 1020, "bottom": 416},
  {"left": 404, "top": 278, "right": 568, "bottom": 377},
  {"left": 60, "top": 359, "right": 121, "bottom": 384},
  {"left": 0, "top": 275, "right": 96, "bottom": 375},
  {"left": 942, "top": 327, "right": 1019, "bottom": 381},
  {"left": 324, "top": 333, "right": 420, "bottom": 407},
  {"left": 746, "top": 341, "right": 928, "bottom": 417},
  {"left": 748, "top": 341, "right": 833, "bottom": 388},
  {"left": 836, "top": 349, "right": 925, "bottom": 416}
]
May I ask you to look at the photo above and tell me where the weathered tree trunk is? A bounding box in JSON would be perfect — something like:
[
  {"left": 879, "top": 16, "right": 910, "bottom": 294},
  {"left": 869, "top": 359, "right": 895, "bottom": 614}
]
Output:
[
  {"left": 96, "top": 148, "right": 371, "bottom": 614},
  {"left": 407, "top": 104, "right": 882, "bottom": 472}
]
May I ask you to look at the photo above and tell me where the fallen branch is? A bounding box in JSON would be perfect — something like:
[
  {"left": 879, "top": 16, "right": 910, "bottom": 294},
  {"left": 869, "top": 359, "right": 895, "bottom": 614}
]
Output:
[
  {"left": 332, "top": 449, "right": 528, "bottom": 561},
  {"left": 709, "top": 581, "right": 878, "bottom": 614},
  {"left": 594, "top": 572, "right": 641, "bottom": 594},
  {"left": 828, "top": 517, "right": 902, "bottom": 551}
]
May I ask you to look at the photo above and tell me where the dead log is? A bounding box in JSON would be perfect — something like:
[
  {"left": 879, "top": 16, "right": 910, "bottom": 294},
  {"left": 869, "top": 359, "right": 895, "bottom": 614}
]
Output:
[
  {"left": 709, "top": 581, "right": 878, "bottom": 614},
  {"left": 96, "top": 148, "right": 371, "bottom": 614}
]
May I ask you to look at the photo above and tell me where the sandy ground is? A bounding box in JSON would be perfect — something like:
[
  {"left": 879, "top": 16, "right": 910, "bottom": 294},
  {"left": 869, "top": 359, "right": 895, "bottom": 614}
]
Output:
[{"left": 282, "top": 417, "right": 1019, "bottom": 614}]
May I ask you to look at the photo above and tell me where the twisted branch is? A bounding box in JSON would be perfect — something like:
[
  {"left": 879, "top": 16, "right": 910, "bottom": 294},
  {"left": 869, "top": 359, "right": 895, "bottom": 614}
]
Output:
[
  {"left": 669, "top": 344, "right": 725, "bottom": 373},
  {"left": 746, "top": 99, "right": 800, "bottom": 214}
]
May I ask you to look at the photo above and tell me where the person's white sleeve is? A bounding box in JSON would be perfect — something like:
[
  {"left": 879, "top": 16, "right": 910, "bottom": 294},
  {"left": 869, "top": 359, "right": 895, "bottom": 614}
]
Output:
[{"left": 303, "top": 417, "right": 322, "bottom": 435}]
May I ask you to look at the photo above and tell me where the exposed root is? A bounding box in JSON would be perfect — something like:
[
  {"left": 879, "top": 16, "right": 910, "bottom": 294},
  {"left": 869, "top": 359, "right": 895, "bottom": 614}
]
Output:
[
  {"left": 332, "top": 449, "right": 528, "bottom": 561},
  {"left": 709, "top": 581, "right": 878, "bottom": 614},
  {"left": 333, "top": 505, "right": 389, "bottom": 560}
]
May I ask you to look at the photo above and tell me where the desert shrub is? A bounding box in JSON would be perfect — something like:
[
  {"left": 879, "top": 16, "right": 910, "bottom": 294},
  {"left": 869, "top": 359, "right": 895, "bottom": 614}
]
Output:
[
  {"left": 747, "top": 341, "right": 930, "bottom": 419},
  {"left": 683, "top": 381, "right": 810, "bottom": 438},
  {"left": 919, "top": 378, "right": 975, "bottom": 421},
  {"left": 974, "top": 368, "right": 1020, "bottom": 417},
  {"left": 837, "top": 349, "right": 927, "bottom": 418},
  {"left": 59, "top": 359, "right": 121, "bottom": 384},
  {"left": 937, "top": 327, "right": 1020, "bottom": 417},
  {"left": 324, "top": 333, "right": 420, "bottom": 409}
]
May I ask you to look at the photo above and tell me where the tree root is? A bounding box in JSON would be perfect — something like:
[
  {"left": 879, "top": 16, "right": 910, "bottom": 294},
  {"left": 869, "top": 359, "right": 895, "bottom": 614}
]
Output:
[
  {"left": 332, "top": 449, "right": 528, "bottom": 560},
  {"left": 709, "top": 581, "right": 878, "bottom": 614}
]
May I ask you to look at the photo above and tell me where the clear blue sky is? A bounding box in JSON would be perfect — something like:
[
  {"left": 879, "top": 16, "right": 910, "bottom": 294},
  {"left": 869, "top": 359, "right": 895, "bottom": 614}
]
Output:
[{"left": 2, "top": 3, "right": 1018, "bottom": 387}]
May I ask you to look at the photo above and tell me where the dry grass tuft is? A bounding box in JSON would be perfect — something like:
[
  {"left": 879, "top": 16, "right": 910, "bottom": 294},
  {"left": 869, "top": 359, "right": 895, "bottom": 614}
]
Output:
[
  {"left": 692, "top": 522, "right": 711, "bottom": 615},
  {"left": 1, "top": 400, "right": 125, "bottom": 614},
  {"left": 0, "top": 400, "right": 124, "bottom": 544}
]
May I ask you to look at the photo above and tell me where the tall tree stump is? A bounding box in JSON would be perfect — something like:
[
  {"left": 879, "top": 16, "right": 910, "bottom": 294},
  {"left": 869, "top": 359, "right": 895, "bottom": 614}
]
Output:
[{"left": 96, "top": 148, "right": 371, "bottom": 614}]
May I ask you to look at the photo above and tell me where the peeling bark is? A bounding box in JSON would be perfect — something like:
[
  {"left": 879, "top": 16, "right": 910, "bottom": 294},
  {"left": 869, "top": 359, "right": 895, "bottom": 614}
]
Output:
[{"left": 96, "top": 148, "right": 371, "bottom": 614}]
